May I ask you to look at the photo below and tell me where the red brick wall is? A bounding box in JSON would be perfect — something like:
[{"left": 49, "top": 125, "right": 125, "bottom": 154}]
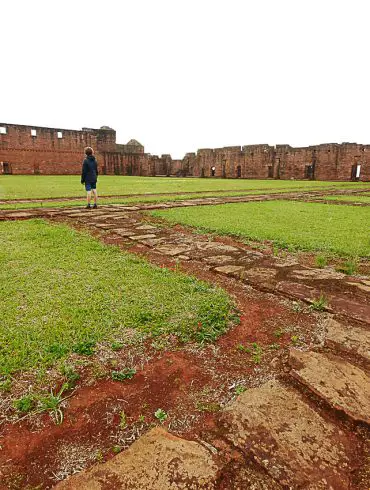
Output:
[
  {"left": 0, "top": 123, "right": 115, "bottom": 175},
  {"left": 1, "top": 122, "right": 369, "bottom": 180}
]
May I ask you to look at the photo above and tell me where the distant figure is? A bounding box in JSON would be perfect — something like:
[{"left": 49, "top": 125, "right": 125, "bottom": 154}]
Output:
[{"left": 81, "top": 147, "right": 98, "bottom": 209}]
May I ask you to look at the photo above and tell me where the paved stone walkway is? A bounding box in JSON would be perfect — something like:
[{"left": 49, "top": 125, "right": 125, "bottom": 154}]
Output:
[{"left": 1, "top": 194, "right": 369, "bottom": 489}]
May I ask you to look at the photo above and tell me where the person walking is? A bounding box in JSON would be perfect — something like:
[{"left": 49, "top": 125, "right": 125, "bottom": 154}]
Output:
[{"left": 81, "top": 147, "right": 98, "bottom": 209}]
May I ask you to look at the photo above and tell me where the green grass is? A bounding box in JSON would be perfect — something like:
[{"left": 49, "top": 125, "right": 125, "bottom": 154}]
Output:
[
  {"left": 0, "top": 189, "right": 304, "bottom": 210},
  {"left": 0, "top": 175, "right": 369, "bottom": 199},
  {"left": 0, "top": 220, "right": 234, "bottom": 375},
  {"left": 151, "top": 201, "right": 370, "bottom": 257},
  {"left": 318, "top": 194, "right": 370, "bottom": 203}
]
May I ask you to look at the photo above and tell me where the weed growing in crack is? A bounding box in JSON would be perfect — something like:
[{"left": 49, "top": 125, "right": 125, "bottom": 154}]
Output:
[
  {"left": 119, "top": 411, "right": 127, "bottom": 429},
  {"left": 112, "top": 445, "right": 122, "bottom": 454},
  {"left": 38, "top": 384, "right": 69, "bottom": 425},
  {"left": 291, "top": 335, "right": 299, "bottom": 346},
  {"left": 309, "top": 295, "right": 328, "bottom": 311},
  {"left": 154, "top": 408, "right": 168, "bottom": 423},
  {"left": 336, "top": 258, "right": 358, "bottom": 275},
  {"left": 273, "top": 328, "right": 284, "bottom": 338},
  {"left": 315, "top": 255, "right": 327, "bottom": 268},
  {"left": 234, "top": 386, "right": 246, "bottom": 396}
]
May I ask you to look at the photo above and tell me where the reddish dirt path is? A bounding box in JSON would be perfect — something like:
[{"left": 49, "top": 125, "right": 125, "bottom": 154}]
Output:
[{"left": 0, "top": 197, "right": 369, "bottom": 489}]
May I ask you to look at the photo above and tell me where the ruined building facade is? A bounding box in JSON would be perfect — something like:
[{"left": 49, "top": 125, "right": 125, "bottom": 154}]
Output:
[{"left": 0, "top": 123, "right": 368, "bottom": 181}]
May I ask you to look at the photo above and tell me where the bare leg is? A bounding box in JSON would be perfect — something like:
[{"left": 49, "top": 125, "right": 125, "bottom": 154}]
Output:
[
  {"left": 92, "top": 188, "right": 97, "bottom": 205},
  {"left": 86, "top": 190, "right": 92, "bottom": 206}
]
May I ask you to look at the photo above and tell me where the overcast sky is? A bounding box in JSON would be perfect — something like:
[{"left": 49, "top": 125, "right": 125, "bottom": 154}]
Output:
[{"left": 2, "top": 0, "right": 369, "bottom": 158}]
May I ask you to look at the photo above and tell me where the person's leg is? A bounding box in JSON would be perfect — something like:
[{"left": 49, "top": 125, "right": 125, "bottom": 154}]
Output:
[
  {"left": 91, "top": 183, "right": 98, "bottom": 208},
  {"left": 85, "top": 183, "right": 92, "bottom": 208}
]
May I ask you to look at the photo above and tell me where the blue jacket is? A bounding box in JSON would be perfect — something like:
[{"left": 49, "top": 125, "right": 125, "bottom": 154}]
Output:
[{"left": 81, "top": 156, "right": 98, "bottom": 184}]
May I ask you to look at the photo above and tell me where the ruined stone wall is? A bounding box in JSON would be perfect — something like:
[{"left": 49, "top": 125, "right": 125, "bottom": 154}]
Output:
[
  {"left": 0, "top": 123, "right": 116, "bottom": 175},
  {"left": 1, "top": 122, "right": 369, "bottom": 180}
]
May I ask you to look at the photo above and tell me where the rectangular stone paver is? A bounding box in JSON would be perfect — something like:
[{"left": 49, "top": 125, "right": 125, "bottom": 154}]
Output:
[
  {"left": 55, "top": 427, "right": 217, "bottom": 490},
  {"left": 129, "top": 234, "right": 157, "bottom": 241},
  {"left": 221, "top": 380, "right": 354, "bottom": 489},
  {"left": 325, "top": 318, "right": 370, "bottom": 363},
  {"left": 214, "top": 265, "right": 245, "bottom": 277},
  {"left": 155, "top": 244, "right": 191, "bottom": 256},
  {"left": 289, "top": 349, "right": 370, "bottom": 424},
  {"left": 111, "top": 228, "right": 133, "bottom": 237}
]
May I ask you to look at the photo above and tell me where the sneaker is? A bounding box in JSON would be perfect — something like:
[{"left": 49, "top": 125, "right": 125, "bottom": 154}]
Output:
[
  {"left": 86, "top": 204, "right": 91, "bottom": 209},
  {"left": 93, "top": 203, "right": 98, "bottom": 209}
]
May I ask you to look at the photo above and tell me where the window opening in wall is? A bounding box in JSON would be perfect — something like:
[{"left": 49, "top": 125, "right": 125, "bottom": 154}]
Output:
[
  {"left": 57, "top": 131, "right": 63, "bottom": 139},
  {"left": 237, "top": 165, "right": 242, "bottom": 178},
  {"left": 0, "top": 126, "right": 6, "bottom": 134},
  {"left": 267, "top": 166, "right": 273, "bottom": 178},
  {"left": 3, "top": 162, "right": 12, "bottom": 174},
  {"left": 31, "top": 129, "right": 37, "bottom": 137}
]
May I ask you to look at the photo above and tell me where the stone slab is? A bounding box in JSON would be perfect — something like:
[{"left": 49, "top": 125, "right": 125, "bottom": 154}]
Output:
[
  {"left": 329, "top": 296, "right": 370, "bottom": 325},
  {"left": 214, "top": 265, "right": 245, "bottom": 277},
  {"left": 203, "top": 255, "right": 234, "bottom": 265},
  {"left": 155, "top": 244, "right": 191, "bottom": 256},
  {"left": 94, "top": 223, "right": 120, "bottom": 229},
  {"left": 129, "top": 234, "right": 157, "bottom": 241},
  {"left": 289, "top": 349, "right": 370, "bottom": 424},
  {"left": 276, "top": 281, "right": 320, "bottom": 302},
  {"left": 290, "top": 268, "right": 346, "bottom": 281},
  {"left": 243, "top": 267, "right": 277, "bottom": 284},
  {"left": 139, "top": 238, "right": 166, "bottom": 247},
  {"left": 196, "top": 242, "right": 239, "bottom": 253},
  {"left": 135, "top": 224, "right": 158, "bottom": 231},
  {"left": 221, "top": 380, "right": 352, "bottom": 489},
  {"left": 111, "top": 228, "right": 132, "bottom": 237},
  {"left": 347, "top": 282, "right": 370, "bottom": 293},
  {"left": 55, "top": 427, "right": 217, "bottom": 490},
  {"left": 326, "top": 318, "right": 370, "bottom": 363},
  {"left": 6, "top": 212, "right": 34, "bottom": 218}
]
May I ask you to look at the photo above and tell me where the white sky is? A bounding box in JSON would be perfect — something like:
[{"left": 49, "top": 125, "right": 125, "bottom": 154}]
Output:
[{"left": 2, "top": 0, "right": 370, "bottom": 158}]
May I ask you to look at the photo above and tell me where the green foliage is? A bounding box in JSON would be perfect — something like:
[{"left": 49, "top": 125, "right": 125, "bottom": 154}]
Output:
[
  {"left": 291, "top": 335, "right": 299, "bottom": 345},
  {"left": 154, "top": 408, "right": 168, "bottom": 423},
  {"left": 111, "top": 341, "right": 124, "bottom": 351},
  {"left": 234, "top": 386, "right": 246, "bottom": 395},
  {"left": 72, "top": 341, "right": 96, "bottom": 356},
  {"left": 0, "top": 378, "right": 12, "bottom": 392},
  {"left": 111, "top": 368, "right": 136, "bottom": 381},
  {"left": 274, "top": 328, "right": 284, "bottom": 338},
  {"left": 152, "top": 201, "right": 370, "bottom": 257},
  {"left": 336, "top": 259, "right": 358, "bottom": 275},
  {"left": 60, "top": 364, "right": 80, "bottom": 388},
  {"left": 119, "top": 411, "right": 127, "bottom": 429},
  {"left": 315, "top": 255, "right": 327, "bottom": 269},
  {"left": 13, "top": 395, "right": 35, "bottom": 413},
  {"left": 112, "top": 445, "right": 122, "bottom": 454},
  {"left": 0, "top": 220, "right": 234, "bottom": 375},
  {"left": 310, "top": 295, "right": 328, "bottom": 311}
]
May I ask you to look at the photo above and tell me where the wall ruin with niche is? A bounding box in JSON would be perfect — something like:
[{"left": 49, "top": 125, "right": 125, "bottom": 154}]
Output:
[{"left": 1, "top": 122, "right": 368, "bottom": 181}]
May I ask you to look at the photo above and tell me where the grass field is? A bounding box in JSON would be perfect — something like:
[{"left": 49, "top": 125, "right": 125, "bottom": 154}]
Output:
[
  {"left": 1, "top": 175, "right": 369, "bottom": 200},
  {"left": 319, "top": 194, "right": 370, "bottom": 203},
  {"left": 0, "top": 220, "right": 234, "bottom": 375},
  {"left": 151, "top": 201, "right": 370, "bottom": 257},
  {"left": 2, "top": 187, "right": 362, "bottom": 211}
]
